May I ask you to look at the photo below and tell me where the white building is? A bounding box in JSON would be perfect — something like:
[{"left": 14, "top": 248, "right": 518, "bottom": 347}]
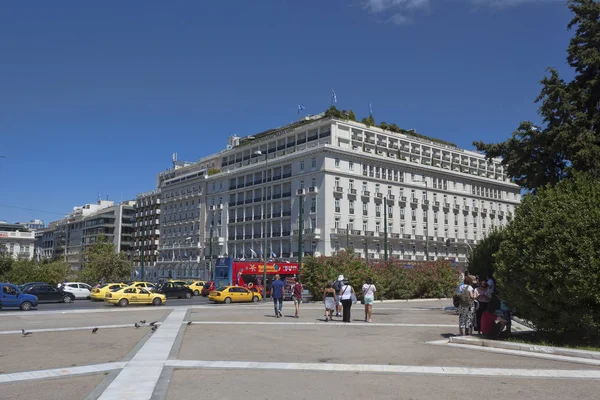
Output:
[
  {"left": 133, "top": 189, "right": 161, "bottom": 279},
  {"left": 0, "top": 223, "right": 35, "bottom": 260},
  {"left": 153, "top": 112, "right": 520, "bottom": 278}
]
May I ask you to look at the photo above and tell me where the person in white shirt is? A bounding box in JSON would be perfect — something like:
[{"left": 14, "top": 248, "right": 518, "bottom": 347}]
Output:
[
  {"left": 362, "top": 277, "right": 377, "bottom": 323},
  {"left": 339, "top": 280, "right": 356, "bottom": 323}
]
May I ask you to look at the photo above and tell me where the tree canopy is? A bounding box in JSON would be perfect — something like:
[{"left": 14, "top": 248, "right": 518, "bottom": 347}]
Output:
[
  {"left": 466, "top": 227, "right": 505, "bottom": 278},
  {"left": 78, "top": 235, "right": 132, "bottom": 284},
  {"left": 474, "top": 0, "right": 600, "bottom": 192},
  {"left": 494, "top": 173, "right": 600, "bottom": 339},
  {"left": 1, "top": 259, "right": 70, "bottom": 285},
  {"left": 0, "top": 245, "right": 13, "bottom": 277}
]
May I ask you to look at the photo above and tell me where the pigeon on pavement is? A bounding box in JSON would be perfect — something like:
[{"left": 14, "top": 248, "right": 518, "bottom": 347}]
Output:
[
  {"left": 151, "top": 325, "right": 157, "bottom": 333},
  {"left": 92, "top": 328, "right": 99, "bottom": 334},
  {"left": 134, "top": 322, "right": 140, "bottom": 329},
  {"left": 187, "top": 321, "right": 193, "bottom": 326},
  {"left": 22, "top": 329, "right": 32, "bottom": 337},
  {"left": 149, "top": 321, "right": 158, "bottom": 326},
  {"left": 139, "top": 320, "right": 146, "bottom": 324}
]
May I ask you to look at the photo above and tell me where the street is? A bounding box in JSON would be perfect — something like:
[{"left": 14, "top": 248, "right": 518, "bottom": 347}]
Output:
[
  {"left": 0, "top": 299, "right": 598, "bottom": 400},
  {"left": 18, "top": 295, "right": 212, "bottom": 311}
]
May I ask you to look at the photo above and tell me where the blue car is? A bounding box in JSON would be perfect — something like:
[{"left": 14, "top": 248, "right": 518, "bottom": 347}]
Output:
[{"left": 0, "top": 282, "right": 39, "bottom": 311}]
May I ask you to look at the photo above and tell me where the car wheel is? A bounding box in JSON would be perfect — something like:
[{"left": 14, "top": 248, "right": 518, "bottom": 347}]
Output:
[
  {"left": 63, "top": 295, "right": 73, "bottom": 303},
  {"left": 184, "top": 292, "right": 192, "bottom": 299},
  {"left": 20, "top": 301, "right": 32, "bottom": 311},
  {"left": 252, "top": 296, "right": 259, "bottom": 303},
  {"left": 194, "top": 290, "right": 200, "bottom": 296},
  {"left": 152, "top": 297, "right": 162, "bottom": 306},
  {"left": 224, "top": 297, "right": 232, "bottom": 304},
  {"left": 118, "top": 298, "right": 129, "bottom": 307}
]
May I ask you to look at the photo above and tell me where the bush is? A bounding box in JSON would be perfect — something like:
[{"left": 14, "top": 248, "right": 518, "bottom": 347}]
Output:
[
  {"left": 2, "top": 259, "right": 71, "bottom": 285},
  {"left": 467, "top": 227, "right": 505, "bottom": 278},
  {"left": 301, "top": 251, "right": 458, "bottom": 300},
  {"left": 495, "top": 173, "right": 600, "bottom": 340}
]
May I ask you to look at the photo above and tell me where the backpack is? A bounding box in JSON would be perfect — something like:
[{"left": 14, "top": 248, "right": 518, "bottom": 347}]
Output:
[
  {"left": 459, "top": 285, "right": 473, "bottom": 308},
  {"left": 332, "top": 280, "right": 342, "bottom": 292}
]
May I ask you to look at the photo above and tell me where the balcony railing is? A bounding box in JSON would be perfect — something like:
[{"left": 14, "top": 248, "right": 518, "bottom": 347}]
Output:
[{"left": 334, "top": 186, "right": 343, "bottom": 193}]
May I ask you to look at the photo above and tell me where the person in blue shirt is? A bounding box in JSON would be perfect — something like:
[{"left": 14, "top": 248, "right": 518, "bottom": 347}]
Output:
[{"left": 271, "top": 274, "right": 285, "bottom": 318}]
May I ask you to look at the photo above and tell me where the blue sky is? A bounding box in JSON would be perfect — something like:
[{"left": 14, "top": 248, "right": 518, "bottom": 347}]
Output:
[{"left": 0, "top": 0, "right": 572, "bottom": 224}]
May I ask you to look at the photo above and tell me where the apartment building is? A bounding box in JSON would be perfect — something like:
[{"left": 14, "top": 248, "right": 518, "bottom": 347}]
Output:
[
  {"left": 0, "top": 222, "right": 35, "bottom": 259},
  {"left": 133, "top": 189, "right": 161, "bottom": 280},
  {"left": 44, "top": 200, "right": 136, "bottom": 269}
]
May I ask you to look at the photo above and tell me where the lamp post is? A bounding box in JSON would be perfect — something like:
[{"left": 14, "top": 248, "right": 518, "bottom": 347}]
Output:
[
  {"left": 384, "top": 197, "right": 388, "bottom": 261},
  {"left": 254, "top": 150, "right": 269, "bottom": 301},
  {"left": 413, "top": 178, "right": 429, "bottom": 261}
]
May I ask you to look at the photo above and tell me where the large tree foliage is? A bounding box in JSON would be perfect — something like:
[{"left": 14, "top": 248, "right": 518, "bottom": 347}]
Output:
[
  {"left": 0, "top": 245, "right": 13, "bottom": 277},
  {"left": 474, "top": 0, "right": 600, "bottom": 192},
  {"left": 2, "top": 259, "right": 70, "bottom": 285},
  {"left": 78, "top": 235, "right": 132, "bottom": 284},
  {"left": 495, "top": 173, "right": 600, "bottom": 339},
  {"left": 467, "top": 227, "right": 505, "bottom": 279}
]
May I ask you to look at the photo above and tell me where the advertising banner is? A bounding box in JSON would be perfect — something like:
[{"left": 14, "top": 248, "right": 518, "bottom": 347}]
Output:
[{"left": 233, "top": 261, "right": 298, "bottom": 275}]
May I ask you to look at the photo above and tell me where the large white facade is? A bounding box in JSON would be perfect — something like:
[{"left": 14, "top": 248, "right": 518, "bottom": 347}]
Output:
[
  {"left": 149, "top": 114, "right": 520, "bottom": 278},
  {"left": 0, "top": 223, "right": 35, "bottom": 260}
]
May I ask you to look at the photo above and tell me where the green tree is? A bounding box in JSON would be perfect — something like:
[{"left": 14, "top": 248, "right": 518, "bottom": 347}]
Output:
[
  {"left": 494, "top": 173, "right": 600, "bottom": 340},
  {"left": 474, "top": 0, "right": 600, "bottom": 192},
  {"left": 4, "top": 259, "right": 70, "bottom": 285},
  {"left": 348, "top": 109, "right": 356, "bottom": 121},
  {"left": 0, "top": 245, "right": 13, "bottom": 277},
  {"left": 78, "top": 235, "right": 132, "bottom": 284},
  {"left": 467, "top": 228, "right": 505, "bottom": 278}
]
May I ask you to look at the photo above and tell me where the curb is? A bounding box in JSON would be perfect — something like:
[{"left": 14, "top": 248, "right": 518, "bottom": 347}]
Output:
[
  {"left": 449, "top": 336, "right": 600, "bottom": 361},
  {"left": 377, "top": 298, "right": 451, "bottom": 303}
]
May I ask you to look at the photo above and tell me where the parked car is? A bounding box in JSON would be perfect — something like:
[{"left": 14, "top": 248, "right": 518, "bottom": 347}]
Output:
[
  {"left": 153, "top": 282, "right": 193, "bottom": 299},
  {"left": 200, "top": 281, "right": 216, "bottom": 297},
  {"left": 104, "top": 287, "right": 166, "bottom": 307},
  {"left": 63, "top": 282, "right": 92, "bottom": 299},
  {"left": 208, "top": 286, "right": 262, "bottom": 304},
  {"left": 22, "top": 285, "right": 75, "bottom": 303},
  {"left": 0, "top": 283, "right": 38, "bottom": 311},
  {"left": 18, "top": 282, "right": 46, "bottom": 290},
  {"left": 126, "top": 281, "right": 155, "bottom": 290}
]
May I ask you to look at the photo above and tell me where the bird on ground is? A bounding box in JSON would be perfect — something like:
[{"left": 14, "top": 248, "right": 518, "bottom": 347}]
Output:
[
  {"left": 139, "top": 320, "right": 146, "bottom": 324},
  {"left": 151, "top": 326, "right": 157, "bottom": 333},
  {"left": 149, "top": 321, "right": 158, "bottom": 326},
  {"left": 22, "top": 329, "right": 32, "bottom": 337},
  {"left": 134, "top": 322, "right": 140, "bottom": 329},
  {"left": 92, "top": 328, "right": 99, "bottom": 334},
  {"left": 187, "top": 321, "right": 193, "bottom": 326}
]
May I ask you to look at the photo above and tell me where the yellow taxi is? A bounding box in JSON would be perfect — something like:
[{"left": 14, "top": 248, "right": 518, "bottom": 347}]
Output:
[
  {"left": 188, "top": 281, "right": 206, "bottom": 296},
  {"left": 90, "top": 283, "right": 127, "bottom": 301},
  {"left": 127, "top": 281, "right": 155, "bottom": 290},
  {"left": 208, "top": 286, "right": 262, "bottom": 304},
  {"left": 104, "top": 287, "right": 166, "bottom": 307}
]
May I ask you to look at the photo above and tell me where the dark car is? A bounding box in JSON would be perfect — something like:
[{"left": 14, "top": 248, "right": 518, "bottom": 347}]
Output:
[
  {"left": 23, "top": 285, "right": 76, "bottom": 303},
  {"left": 153, "top": 282, "right": 193, "bottom": 299},
  {"left": 200, "top": 281, "right": 215, "bottom": 297},
  {"left": 18, "top": 282, "right": 47, "bottom": 290}
]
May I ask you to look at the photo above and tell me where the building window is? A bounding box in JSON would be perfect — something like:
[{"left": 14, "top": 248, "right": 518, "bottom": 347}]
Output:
[
  {"left": 363, "top": 221, "right": 368, "bottom": 232},
  {"left": 335, "top": 199, "right": 340, "bottom": 213},
  {"left": 375, "top": 222, "right": 380, "bottom": 233},
  {"left": 349, "top": 179, "right": 354, "bottom": 190},
  {"left": 400, "top": 208, "right": 405, "bottom": 220},
  {"left": 349, "top": 200, "right": 355, "bottom": 214},
  {"left": 335, "top": 158, "right": 340, "bottom": 168},
  {"left": 349, "top": 161, "right": 354, "bottom": 171},
  {"left": 310, "top": 198, "right": 316, "bottom": 213},
  {"left": 300, "top": 161, "right": 304, "bottom": 171},
  {"left": 311, "top": 158, "right": 316, "bottom": 168},
  {"left": 335, "top": 218, "right": 340, "bottom": 229},
  {"left": 334, "top": 177, "right": 340, "bottom": 188}
]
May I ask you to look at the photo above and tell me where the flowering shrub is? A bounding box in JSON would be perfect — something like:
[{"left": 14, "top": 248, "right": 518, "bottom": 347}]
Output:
[{"left": 301, "top": 250, "right": 458, "bottom": 300}]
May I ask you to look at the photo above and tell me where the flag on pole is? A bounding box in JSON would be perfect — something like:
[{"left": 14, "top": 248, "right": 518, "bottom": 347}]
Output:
[
  {"left": 250, "top": 248, "right": 258, "bottom": 258},
  {"left": 298, "top": 104, "right": 305, "bottom": 111},
  {"left": 369, "top": 102, "right": 373, "bottom": 116},
  {"left": 331, "top": 89, "right": 337, "bottom": 104}
]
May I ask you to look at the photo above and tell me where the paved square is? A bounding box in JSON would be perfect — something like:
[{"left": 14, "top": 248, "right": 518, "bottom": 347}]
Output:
[{"left": 1, "top": 300, "right": 598, "bottom": 399}]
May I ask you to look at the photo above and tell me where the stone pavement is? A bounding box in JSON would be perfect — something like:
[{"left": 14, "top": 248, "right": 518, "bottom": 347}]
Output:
[{"left": 0, "top": 300, "right": 598, "bottom": 400}]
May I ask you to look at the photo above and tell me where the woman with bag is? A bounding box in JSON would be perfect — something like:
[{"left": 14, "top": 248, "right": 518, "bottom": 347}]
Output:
[
  {"left": 322, "top": 282, "right": 337, "bottom": 322},
  {"left": 339, "top": 279, "right": 356, "bottom": 323},
  {"left": 362, "top": 277, "right": 376, "bottom": 323},
  {"left": 457, "top": 275, "right": 476, "bottom": 336}
]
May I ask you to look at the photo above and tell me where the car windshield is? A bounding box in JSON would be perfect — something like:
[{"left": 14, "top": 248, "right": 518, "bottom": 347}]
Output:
[{"left": 215, "top": 286, "right": 228, "bottom": 292}]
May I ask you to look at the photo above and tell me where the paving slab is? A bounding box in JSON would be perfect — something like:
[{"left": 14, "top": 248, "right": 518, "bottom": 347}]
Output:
[
  {"left": 0, "top": 327, "right": 147, "bottom": 374},
  {"left": 0, "top": 309, "right": 168, "bottom": 331},
  {"left": 0, "top": 373, "right": 105, "bottom": 400},
  {"left": 166, "top": 369, "right": 600, "bottom": 400},
  {"left": 178, "top": 325, "right": 599, "bottom": 370}
]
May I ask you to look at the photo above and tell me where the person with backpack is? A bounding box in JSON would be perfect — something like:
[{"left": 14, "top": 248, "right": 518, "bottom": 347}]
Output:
[
  {"left": 332, "top": 275, "right": 344, "bottom": 317},
  {"left": 457, "top": 275, "right": 476, "bottom": 336}
]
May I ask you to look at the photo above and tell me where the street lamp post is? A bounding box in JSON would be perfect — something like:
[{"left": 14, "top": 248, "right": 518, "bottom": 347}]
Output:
[
  {"left": 413, "top": 179, "right": 429, "bottom": 261},
  {"left": 254, "top": 150, "right": 268, "bottom": 301}
]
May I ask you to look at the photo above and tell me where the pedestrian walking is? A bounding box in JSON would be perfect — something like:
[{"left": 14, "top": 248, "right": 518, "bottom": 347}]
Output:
[
  {"left": 270, "top": 274, "right": 284, "bottom": 318},
  {"left": 457, "top": 275, "right": 476, "bottom": 336},
  {"left": 333, "top": 275, "right": 344, "bottom": 317},
  {"left": 362, "top": 277, "right": 376, "bottom": 323},
  {"left": 339, "top": 279, "right": 355, "bottom": 323},
  {"left": 292, "top": 277, "right": 303, "bottom": 318},
  {"left": 323, "top": 282, "right": 337, "bottom": 322}
]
